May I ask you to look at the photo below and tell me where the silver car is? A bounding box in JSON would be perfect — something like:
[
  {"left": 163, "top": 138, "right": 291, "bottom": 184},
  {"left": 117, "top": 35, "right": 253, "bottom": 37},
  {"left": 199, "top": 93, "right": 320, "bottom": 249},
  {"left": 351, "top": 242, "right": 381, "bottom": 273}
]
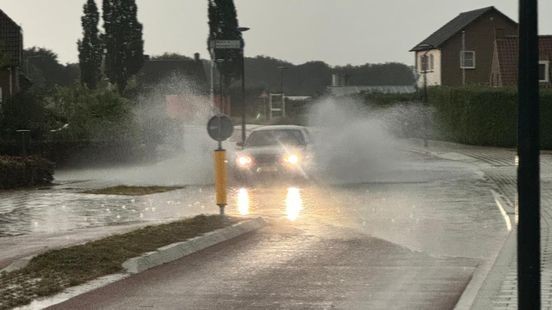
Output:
[{"left": 233, "top": 125, "right": 313, "bottom": 183}]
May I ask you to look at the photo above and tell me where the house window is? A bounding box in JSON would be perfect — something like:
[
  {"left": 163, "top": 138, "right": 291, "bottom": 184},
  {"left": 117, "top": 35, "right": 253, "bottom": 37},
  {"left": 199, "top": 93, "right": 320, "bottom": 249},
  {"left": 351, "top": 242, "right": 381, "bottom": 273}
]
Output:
[
  {"left": 420, "top": 54, "right": 428, "bottom": 72},
  {"left": 460, "top": 51, "right": 476, "bottom": 69},
  {"left": 420, "top": 53, "right": 434, "bottom": 72},
  {"left": 539, "top": 61, "right": 550, "bottom": 83}
]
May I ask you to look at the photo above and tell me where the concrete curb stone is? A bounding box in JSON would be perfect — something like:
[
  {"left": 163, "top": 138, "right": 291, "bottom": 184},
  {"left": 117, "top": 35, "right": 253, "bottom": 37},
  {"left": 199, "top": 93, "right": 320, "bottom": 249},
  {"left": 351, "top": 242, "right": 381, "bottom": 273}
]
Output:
[{"left": 122, "top": 217, "right": 266, "bottom": 274}]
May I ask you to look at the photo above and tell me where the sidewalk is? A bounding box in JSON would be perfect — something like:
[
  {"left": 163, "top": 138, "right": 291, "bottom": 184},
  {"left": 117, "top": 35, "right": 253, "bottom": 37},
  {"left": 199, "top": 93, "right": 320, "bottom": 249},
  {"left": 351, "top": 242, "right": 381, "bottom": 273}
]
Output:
[{"left": 409, "top": 139, "right": 552, "bottom": 309}]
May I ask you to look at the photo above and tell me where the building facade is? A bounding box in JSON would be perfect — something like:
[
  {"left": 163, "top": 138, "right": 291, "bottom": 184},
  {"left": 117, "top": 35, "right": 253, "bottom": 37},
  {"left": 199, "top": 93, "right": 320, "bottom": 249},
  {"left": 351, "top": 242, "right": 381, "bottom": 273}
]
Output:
[
  {"left": 490, "top": 36, "right": 552, "bottom": 87},
  {"left": 0, "top": 9, "right": 23, "bottom": 105},
  {"left": 411, "top": 7, "right": 518, "bottom": 87}
]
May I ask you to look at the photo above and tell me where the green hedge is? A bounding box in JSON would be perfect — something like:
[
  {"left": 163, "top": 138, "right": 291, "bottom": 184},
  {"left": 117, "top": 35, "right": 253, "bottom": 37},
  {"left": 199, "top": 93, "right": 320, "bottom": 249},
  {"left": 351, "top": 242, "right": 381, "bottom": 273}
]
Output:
[
  {"left": 0, "top": 156, "right": 54, "bottom": 189},
  {"left": 428, "top": 87, "right": 552, "bottom": 148}
]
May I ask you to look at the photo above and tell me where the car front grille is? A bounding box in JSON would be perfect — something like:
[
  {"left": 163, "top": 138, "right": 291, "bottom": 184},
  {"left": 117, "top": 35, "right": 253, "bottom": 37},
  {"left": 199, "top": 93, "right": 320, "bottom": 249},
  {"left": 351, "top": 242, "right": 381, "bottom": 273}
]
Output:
[{"left": 254, "top": 154, "right": 279, "bottom": 165}]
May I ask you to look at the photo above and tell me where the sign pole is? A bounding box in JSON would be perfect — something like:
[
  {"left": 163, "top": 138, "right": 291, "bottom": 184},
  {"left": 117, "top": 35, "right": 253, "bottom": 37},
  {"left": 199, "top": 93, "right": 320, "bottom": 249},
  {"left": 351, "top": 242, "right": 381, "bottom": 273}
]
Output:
[
  {"left": 214, "top": 147, "right": 226, "bottom": 216},
  {"left": 207, "top": 115, "right": 234, "bottom": 217},
  {"left": 518, "top": 0, "right": 540, "bottom": 308}
]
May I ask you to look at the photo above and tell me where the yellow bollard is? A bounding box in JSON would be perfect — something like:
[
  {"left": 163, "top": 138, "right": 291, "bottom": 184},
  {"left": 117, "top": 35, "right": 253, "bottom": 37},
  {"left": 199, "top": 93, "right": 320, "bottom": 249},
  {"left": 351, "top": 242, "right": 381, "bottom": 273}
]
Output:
[{"left": 214, "top": 149, "right": 227, "bottom": 215}]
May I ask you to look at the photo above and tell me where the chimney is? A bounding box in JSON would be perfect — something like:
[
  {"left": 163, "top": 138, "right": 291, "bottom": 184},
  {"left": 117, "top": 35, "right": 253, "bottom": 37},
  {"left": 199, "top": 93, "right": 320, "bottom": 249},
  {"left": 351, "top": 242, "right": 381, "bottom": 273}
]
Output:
[{"left": 194, "top": 53, "right": 200, "bottom": 61}]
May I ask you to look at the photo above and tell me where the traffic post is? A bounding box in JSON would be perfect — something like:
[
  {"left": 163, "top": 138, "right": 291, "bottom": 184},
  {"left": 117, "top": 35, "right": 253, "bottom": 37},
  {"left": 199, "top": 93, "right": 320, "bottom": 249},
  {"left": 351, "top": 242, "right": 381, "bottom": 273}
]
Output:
[
  {"left": 207, "top": 115, "right": 234, "bottom": 216},
  {"left": 214, "top": 149, "right": 227, "bottom": 215}
]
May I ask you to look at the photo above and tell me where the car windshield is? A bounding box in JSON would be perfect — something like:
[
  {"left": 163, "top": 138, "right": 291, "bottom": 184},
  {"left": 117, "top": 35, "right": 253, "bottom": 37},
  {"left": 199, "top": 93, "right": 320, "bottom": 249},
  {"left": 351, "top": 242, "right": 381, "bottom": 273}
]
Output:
[{"left": 246, "top": 130, "right": 305, "bottom": 147}]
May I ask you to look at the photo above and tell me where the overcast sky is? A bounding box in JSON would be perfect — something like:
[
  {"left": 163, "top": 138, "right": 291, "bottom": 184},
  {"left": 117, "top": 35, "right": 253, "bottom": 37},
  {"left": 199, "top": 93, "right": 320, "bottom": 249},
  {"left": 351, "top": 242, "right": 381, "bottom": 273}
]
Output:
[{"left": 1, "top": 0, "right": 551, "bottom": 66}]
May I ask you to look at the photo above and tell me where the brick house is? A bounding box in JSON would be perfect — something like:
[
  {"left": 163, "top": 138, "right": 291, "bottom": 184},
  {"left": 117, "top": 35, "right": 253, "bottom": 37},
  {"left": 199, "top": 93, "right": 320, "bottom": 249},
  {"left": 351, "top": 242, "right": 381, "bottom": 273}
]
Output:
[
  {"left": 490, "top": 36, "right": 552, "bottom": 87},
  {"left": 0, "top": 9, "right": 23, "bottom": 106},
  {"left": 410, "top": 6, "right": 518, "bottom": 87}
]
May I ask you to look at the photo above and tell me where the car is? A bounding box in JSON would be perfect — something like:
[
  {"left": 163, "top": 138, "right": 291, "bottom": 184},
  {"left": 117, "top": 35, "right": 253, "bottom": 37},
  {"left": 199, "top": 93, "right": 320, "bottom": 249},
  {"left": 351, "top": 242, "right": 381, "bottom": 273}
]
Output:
[{"left": 233, "top": 125, "right": 314, "bottom": 183}]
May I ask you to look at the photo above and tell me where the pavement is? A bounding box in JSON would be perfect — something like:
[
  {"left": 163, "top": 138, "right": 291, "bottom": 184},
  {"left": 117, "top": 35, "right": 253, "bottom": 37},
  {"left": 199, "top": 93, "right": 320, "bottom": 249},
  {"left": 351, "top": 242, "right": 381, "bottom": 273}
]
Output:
[
  {"left": 409, "top": 139, "right": 552, "bottom": 309},
  {"left": 1, "top": 138, "right": 537, "bottom": 309}
]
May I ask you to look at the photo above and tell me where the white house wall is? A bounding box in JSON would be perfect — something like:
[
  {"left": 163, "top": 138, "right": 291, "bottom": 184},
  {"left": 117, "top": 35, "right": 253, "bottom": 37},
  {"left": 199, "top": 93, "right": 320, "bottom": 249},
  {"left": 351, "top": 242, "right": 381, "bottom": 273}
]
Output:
[{"left": 416, "top": 49, "right": 442, "bottom": 88}]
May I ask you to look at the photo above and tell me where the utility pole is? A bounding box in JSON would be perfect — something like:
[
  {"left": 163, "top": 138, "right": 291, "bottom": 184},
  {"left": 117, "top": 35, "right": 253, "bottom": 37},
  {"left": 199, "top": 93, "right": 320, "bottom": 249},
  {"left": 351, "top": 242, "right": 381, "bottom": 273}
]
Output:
[
  {"left": 278, "top": 66, "right": 288, "bottom": 118},
  {"left": 517, "top": 0, "right": 540, "bottom": 309},
  {"left": 238, "top": 27, "right": 250, "bottom": 145},
  {"left": 216, "top": 59, "right": 225, "bottom": 114},
  {"left": 462, "top": 31, "right": 466, "bottom": 86}
]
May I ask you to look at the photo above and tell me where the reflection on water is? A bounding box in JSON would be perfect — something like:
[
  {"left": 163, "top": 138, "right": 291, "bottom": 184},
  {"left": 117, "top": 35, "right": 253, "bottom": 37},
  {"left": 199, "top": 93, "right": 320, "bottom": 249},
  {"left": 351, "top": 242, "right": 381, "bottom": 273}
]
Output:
[
  {"left": 0, "top": 183, "right": 219, "bottom": 237},
  {"left": 237, "top": 188, "right": 250, "bottom": 215},
  {"left": 286, "top": 187, "right": 303, "bottom": 221}
]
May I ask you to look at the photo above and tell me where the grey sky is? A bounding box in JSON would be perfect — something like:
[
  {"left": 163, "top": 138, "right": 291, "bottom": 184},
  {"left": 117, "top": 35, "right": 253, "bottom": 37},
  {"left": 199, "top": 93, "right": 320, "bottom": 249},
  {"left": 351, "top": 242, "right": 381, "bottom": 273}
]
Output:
[{"left": 1, "top": 0, "right": 551, "bottom": 66}]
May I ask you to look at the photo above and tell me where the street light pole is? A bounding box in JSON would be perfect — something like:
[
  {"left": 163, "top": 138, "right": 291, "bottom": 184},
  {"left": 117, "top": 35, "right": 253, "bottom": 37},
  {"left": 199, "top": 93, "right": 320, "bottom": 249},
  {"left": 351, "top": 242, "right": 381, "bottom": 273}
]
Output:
[
  {"left": 278, "top": 66, "right": 288, "bottom": 118},
  {"left": 517, "top": 0, "right": 540, "bottom": 308},
  {"left": 216, "top": 59, "right": 225, "bottom": 114},
  {"left": 238, "top": 27, "right": 250, "bottom": 145},
  {"left": 418, "top": 44, "right": 433, "bottom": 148}
]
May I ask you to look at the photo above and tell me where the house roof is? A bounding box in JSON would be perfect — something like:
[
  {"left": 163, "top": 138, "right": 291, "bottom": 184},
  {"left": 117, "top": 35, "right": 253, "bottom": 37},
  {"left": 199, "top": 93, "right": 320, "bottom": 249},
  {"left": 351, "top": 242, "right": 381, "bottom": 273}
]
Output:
[
  {"left": 495, "top": 36, "right": 552, "bottom": 85},
  {"left": 410, "top": 6, "right": 517, "bottom": 51}
]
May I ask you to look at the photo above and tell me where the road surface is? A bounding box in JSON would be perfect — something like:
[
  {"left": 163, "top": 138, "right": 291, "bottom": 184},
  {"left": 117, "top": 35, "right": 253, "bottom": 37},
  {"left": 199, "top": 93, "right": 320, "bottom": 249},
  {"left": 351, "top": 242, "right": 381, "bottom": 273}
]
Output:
[{"left": 44, "top": 150, "right": 508, "bottom": 309}]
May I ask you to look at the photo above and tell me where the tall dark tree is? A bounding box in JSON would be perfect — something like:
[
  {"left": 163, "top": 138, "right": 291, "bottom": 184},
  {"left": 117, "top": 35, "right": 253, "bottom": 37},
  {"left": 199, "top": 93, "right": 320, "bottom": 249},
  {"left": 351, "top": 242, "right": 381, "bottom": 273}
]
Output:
[
  {"left": 103, "top": 0, "right": 144, "bottom": 93},
  {"left": 78, "top": 0, "right": 103, "bottom": 89},
  {"left": 207, "top": 0, "right": 242, "bottom": 88}
]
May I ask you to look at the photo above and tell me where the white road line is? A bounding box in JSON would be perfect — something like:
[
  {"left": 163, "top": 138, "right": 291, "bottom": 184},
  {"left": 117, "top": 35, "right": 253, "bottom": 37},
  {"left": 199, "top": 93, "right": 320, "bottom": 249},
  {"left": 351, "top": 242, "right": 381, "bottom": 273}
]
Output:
[{"left": 491, "top": 190, "right": 513, "bottom": 232}]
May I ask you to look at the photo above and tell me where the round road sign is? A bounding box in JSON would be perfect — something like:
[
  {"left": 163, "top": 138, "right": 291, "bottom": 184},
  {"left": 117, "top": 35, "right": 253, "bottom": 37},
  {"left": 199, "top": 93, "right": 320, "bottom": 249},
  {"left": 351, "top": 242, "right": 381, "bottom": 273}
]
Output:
[{"left": 207, "top": 115, "right": 234, "bottom": 141}]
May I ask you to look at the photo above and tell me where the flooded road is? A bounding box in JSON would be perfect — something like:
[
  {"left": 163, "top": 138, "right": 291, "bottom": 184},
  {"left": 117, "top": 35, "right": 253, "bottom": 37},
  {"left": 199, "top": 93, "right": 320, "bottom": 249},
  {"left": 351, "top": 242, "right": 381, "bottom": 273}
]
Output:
[{"left": 1, "top": 148, "right": 510, "bottom": 309}]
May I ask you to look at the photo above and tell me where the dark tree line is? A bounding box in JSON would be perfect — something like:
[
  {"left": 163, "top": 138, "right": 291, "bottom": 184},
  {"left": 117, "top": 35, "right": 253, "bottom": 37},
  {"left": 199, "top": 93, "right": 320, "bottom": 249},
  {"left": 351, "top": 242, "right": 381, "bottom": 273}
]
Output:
[
  {"left": 239, "top": 56, "right": 415, "bottom": 96},
  {"left": 78, "top": 0, "right": 144, "bottom": 92},
  {"left": 24, "top": 47, "right": 80, "bottom": 89}
]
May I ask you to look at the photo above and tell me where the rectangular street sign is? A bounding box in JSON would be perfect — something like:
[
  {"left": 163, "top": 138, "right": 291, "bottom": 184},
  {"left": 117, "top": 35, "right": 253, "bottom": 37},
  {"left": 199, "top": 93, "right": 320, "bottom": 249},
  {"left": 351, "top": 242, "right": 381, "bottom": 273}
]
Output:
[{"left": 210, "top": 40, "right": 242, "bottom": 49}]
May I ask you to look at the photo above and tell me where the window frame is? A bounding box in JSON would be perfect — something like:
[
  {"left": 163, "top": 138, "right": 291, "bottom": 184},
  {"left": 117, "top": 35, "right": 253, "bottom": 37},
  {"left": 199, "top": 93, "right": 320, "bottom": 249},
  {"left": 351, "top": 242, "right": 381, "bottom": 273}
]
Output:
[
  {"left": 419, "top": 53, "right": 434, "bottom": 73},
  {"left": 539, "top": 60, "right": 550, "bottom": 83},
  {"left": 460, "top": 50, "right": 476, "bottom": 69}
]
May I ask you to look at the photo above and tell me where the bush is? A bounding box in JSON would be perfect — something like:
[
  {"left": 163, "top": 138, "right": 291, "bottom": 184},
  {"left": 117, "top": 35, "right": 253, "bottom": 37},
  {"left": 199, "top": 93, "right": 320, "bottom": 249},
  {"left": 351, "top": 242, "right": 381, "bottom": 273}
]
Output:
[
  {"left": 0, "top": 156, "right": 54, "bottom": 189},
  {"left": 429, "top": 87, "right": 552, "bottom": 148},
  {"left": 46, "top": 86, "right": 138, "bottom": 143},
  {"left": 360, "top": 92, "right": 420, "bottom": 106}
]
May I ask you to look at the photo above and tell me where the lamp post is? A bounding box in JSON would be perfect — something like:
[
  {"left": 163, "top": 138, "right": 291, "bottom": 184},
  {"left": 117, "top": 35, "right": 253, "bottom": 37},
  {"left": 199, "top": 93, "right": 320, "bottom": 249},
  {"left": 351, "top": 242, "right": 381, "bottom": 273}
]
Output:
[
  {"left": 238, "top": 27, "right": 250, "bottom": 145},
  {"left": 278, "top": 66, "right": 288, "bottom": 117},
  {"left": 216, "top": 59, "right": 225, "bottom": 114},
  {"left": 517, "top": 0, "right": 540, "bottom": 308},
  {"left": 417, "top": 43, "right": 434, "bottom": 147}
]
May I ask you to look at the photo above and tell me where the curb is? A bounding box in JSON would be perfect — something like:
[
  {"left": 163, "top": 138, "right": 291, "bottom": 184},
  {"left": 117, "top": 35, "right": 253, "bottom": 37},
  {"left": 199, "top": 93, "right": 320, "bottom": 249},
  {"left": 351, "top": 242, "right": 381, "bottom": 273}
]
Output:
[
  {"left": 11, "top": 217, "right": 267, "bottom": 310},
  {"left": 122, "top": 217, "right": 267, "bottom": 274},
  {"left": 454, "top": 226, "right": 516, "bottom": 310},
  {"left": 453, "top": 194, "right": 516, "bottom": 309}
]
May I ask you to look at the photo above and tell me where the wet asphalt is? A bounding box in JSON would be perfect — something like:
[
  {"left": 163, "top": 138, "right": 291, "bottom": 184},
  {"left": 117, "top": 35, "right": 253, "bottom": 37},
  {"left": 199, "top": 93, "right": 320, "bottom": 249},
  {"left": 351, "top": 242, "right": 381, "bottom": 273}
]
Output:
[{"left": 30, "top": 150, "right": 510, "bottom": 310}]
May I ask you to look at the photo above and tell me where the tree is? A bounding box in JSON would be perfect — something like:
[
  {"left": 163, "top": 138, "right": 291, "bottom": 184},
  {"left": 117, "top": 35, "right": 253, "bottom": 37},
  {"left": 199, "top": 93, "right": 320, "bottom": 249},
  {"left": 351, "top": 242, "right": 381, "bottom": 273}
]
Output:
[
  {"left": 103, "top": 0, "right": 144, "bottom": 93},
  {"left": 207, "top": 0, "right": 242, "bottom": 88},
  {"left": 24, "top": 47, "right": 79, "bottom": 89},
  {"left": 78, "top": 0, "right": 103, "bottom": 89}
]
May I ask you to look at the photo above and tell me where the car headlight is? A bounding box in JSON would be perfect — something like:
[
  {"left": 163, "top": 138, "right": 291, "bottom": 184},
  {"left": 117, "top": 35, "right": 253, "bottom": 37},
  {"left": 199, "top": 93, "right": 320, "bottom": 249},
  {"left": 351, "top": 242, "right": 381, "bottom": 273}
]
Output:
[
  {"left": 283, "top": 153, "right": 300, "bottom": 165},
  {"left": 236, "top": 155, "right": 253, "bottom": 168}
]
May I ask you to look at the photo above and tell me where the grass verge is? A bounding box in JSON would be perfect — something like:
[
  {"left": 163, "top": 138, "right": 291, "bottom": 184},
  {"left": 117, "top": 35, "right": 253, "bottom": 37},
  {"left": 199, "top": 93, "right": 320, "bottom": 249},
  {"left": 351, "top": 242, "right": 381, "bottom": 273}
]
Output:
[
  {"left": 0, "top": 215, "right": 236, "bottom": 310},
  {"left": 83, "top": 185, "right": 183, "bottom": 196}
]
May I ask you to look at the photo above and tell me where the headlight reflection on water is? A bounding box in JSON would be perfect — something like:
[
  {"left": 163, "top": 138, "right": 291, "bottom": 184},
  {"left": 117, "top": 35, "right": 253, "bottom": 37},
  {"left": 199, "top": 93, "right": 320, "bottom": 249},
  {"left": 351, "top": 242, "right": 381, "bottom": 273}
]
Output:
[
  {"left": 286, "top": 187, "right": 303, "bottom": 221},
  {"left": 237, "top": 188, "right": 250, "bottom": 215}
]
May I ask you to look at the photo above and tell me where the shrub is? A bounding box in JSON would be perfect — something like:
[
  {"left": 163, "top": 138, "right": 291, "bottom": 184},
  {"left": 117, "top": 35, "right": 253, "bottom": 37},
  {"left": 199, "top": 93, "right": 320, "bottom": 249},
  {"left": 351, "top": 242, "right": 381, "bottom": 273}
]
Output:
[
  {"left": 0, "top": 156, "right": 54, "bottom": 189},
  {"left": 429, "top": 87, "right": 552, "bottom": 148},
  {"left": 45, "top": 85, "right": 138, "bottom": 143},
  {"left": 359, "top": 87, "right": 552, "bottom": 149}
]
